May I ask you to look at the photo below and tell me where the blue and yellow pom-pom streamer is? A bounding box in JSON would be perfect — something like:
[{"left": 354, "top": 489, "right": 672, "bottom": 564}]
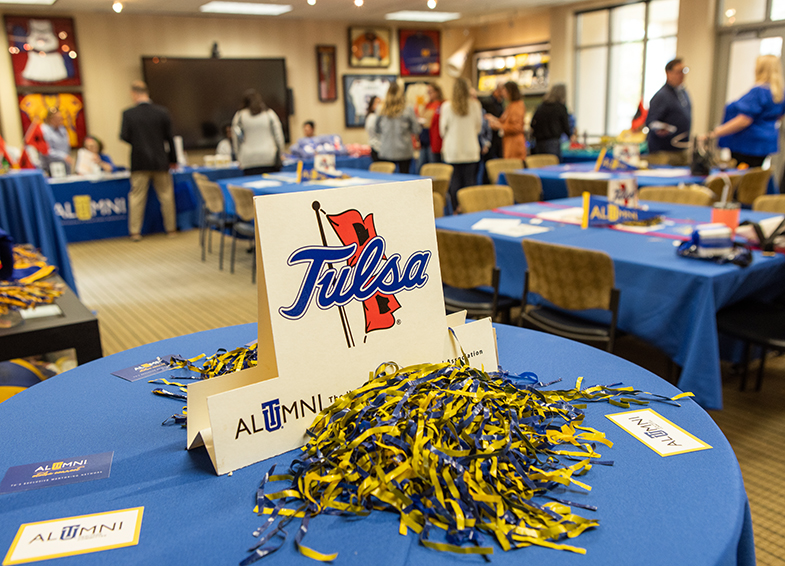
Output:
[
  {"left": 242, "top": 360, "right": 693, "bottom": 563},
  {"left": 0, "top": 245, "right": 63, "bottom": 315}
]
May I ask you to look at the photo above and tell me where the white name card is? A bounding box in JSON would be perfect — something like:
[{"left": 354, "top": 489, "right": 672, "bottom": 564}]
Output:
[
  {"left": 606, "top": 408, "right": 712, "bottom": 457},
  {"left": 3, "top": 507, "right": 143, "bottom": 565}
]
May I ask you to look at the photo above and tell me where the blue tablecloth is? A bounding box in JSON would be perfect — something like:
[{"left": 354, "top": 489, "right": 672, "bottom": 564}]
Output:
[
  {"left": 0, "top": 323, "right": 754, "bottom": 565},
  {"left": 282, "top": 155, "right": 373, "bottom": 172},
  {"left": 0, "top": 170, "right": 76, "bottom": 292},
  {"left": 218, "top": 168, "right": 422, "bottom": 216},
  {"left": 436, "top": 198, "right": 785, "bottom": 410},
  {"left": 497, "top": 164, "right": 719, "bottom": 201}
]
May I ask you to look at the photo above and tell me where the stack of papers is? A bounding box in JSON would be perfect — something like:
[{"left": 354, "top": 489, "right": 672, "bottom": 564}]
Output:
[
  {"left": 471, "top": 218, "right": 551, "bottom": 237},
  {"left": 242, "top": 179, "right": 282, "bottom": 189},
  {"left": 535, "top": 207, "right": 584, "bottom": 225}
]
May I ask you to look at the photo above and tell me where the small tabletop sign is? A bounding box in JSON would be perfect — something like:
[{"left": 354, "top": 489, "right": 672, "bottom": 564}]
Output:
[
  {"left": 314, "top": 153, "right": 336, "bottom": 173},
  {"left": 187, "top": 179, "right": 498, "bottom": 475},
  {"left": 607, "top": 177, "right": 638, "bottom": 208}
]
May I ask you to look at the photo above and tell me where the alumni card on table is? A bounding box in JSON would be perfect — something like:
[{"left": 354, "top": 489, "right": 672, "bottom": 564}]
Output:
[{"left": 0, "top": 452, "right": 113, "bottom": 494}]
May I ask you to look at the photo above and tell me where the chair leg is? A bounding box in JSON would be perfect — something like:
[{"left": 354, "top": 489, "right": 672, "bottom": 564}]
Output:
[
  {"left": 230, "top": 230, "right": 237, "bottom": 274},
  {"left": 201, "top": 226, "right": 207, "bottom": 262},
  {"left": 755, "top": 346, "right": 768, "bottom": 392},
  {"left": 219, "top": 224, "right": 226, "bottom": 270},
  {"left": 739, "top": 342, "right": 751, "bottom": 392},
  {"left": 208, "top": 227, "right": 213, "bottom": 254}
]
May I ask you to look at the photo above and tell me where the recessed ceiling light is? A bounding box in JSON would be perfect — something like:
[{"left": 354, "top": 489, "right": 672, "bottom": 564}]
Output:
[
  {"left": 199, "top": 2, "right": 293, "bottom": 15},
  {"left": 427, "top": 0, "right": 437, "bottom": 9},
  {"left": 307, "top": 0, "right": 315, "bottom": 4},
  {"left": 0, "top": 0, "right": 57, "bottom": 4},
  {"left": 112, "top": 1, "right": 123, "bottom": 12},
  {"left": 385, "top": 10, "right": 460, "bottom": 22}
]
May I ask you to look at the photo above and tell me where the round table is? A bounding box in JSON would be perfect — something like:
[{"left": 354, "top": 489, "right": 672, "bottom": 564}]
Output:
[{"left": 0, "top": 324, "right": 754, "bottom": 565}]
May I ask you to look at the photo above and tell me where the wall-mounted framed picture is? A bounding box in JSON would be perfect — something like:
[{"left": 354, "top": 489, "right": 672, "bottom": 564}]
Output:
[
  {"left": 399, "top": 29, "right": 440, "bottom": 77},
  {"left": 342, "top": 74, "right": 397, "bottom": 128},
  {"left": 18, "top": 92, "right": 86, "bottom": 148},
  {"left": 5, "top": 16, "right": 82, "bottom": 88},
  {"left": 316, "top": 45, "right": 337, "bottom": 102},
  {"left": 348, "top": 27, "right": 391, "bottom": 68}
]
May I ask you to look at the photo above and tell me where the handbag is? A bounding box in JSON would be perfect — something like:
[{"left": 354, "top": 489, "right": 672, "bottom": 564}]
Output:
[{"left": 267, "top": 111, "right": 282, "bottom": 169}]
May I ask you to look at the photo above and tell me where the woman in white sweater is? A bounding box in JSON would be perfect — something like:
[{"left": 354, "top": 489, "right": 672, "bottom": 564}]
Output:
[
  {"left": 440, "top": 78, "right": 482, "bottom": 211},
  {"left": 231, "top": 89, "right": 285, "bottom": 175}
]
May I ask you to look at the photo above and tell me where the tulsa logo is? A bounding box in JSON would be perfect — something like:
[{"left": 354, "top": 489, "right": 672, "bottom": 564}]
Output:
[{"left": 279, "top": 201, "right": 431, "bottom": 347}]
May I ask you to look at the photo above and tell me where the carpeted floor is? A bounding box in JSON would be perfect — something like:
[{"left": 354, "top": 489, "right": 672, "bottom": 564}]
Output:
[{"left": 67, "top": 229, "right": 785, "bottom": 565}]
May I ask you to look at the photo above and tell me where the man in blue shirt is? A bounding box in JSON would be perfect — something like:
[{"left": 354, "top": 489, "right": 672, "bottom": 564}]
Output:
[{"left": 646, "top": 58, "right": 691, "bottom": 159}]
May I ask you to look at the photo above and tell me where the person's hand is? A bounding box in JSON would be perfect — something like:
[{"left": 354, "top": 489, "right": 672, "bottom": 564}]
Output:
[
  {"left": 65, "top": 155, "right": 74, "bottom": 166},
  {"left": 654, "top": 129, "right": 671, "bottom": 137},
  {"left": 481, "top": 146, "right": 489, "bottom": 155},
  {"left": 100, "top": 161, "right": 113, "bottom": 172}
]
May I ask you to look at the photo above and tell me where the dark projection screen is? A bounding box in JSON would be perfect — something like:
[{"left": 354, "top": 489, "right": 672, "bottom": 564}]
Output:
[{"left": 142, "top": 57, "right": 290, "bottom": 150}]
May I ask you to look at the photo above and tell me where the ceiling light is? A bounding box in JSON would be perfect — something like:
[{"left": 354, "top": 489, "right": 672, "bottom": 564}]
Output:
[
  {"left": 307, "top": 0, "right": 315, "bottom": 4},
  {"left": 199, "top": 2, "right": 293, "bottom": 15},
  {"left": 385, "top": 10, "right": 460, "bottom": 22},
  {"left": 427, "top": 0, "right": 436, "bottom": 8},
  {"left": 354, "top": 0, "right": 363, "bottom": 6},
  {"left": 0, "top": 0, "right": 56, "bottom": 4},
  {"left": 113, "top": 1, "right": 123, "bottom": 12}
]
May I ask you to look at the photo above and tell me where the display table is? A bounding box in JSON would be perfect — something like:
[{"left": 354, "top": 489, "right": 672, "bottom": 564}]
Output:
[
  {"left": 436, "top": 199, "right": 785, "bottom": 410},
  {"left": 0, "top": 170, "right": 76, "bottom": 292},
  {"left": 0, "top": 323, "right": 753, "bottom": 565},
  {"left": 0, "top": 276, "right": 101, "bottom": 364},
  {"left": 217, "top": 169, "right": 422, "bottom": 215},
  {"left": 497, "top": 164, "right": 751, "bottom": 201},
  {"left": 47, "top": 167, "right": 243, "bottom": 242},
  {"left": 281, "top": 155, "right": 372, "bottom": 172}
]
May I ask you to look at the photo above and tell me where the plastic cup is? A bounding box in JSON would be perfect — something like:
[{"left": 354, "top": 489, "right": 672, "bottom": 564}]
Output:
[{"left": 711, "top": 202, "right": 741, "bottom": 234}]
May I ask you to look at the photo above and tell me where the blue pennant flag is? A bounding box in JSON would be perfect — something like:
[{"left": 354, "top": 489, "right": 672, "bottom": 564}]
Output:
[{"left": 581, "top": 193, "right": 665, "bottom": 228}]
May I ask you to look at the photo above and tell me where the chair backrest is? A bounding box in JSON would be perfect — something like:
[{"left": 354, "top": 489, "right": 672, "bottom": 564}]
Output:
[
  {"left": 193, "top": 173, "right": 225, "bottom": 214},
  {"left": 752, "top": 194, "right": 785, "bottom": 213},
  {"left": 485, "top": 158, "right": 524, "bottom": 184},
  {"left": 643, "top": 152, "right": 671, "bottom": 166},
  {"left": 704, "top": 174, "right": 742, "bottom": 201},
  {"left": 525, "top": 154, "right": 559, "bottom": 168},
  {"left": 432, "top": 192, "right": 445, "bottom": 218},
  {"left": 431, "top": 179, "right": 450, "bottom": 199},
  {"left": 420, "top": 162, "right": 454, "bottom": 181},
  {"left": 506, "top": 172, "right": 542, "bottom": 203},
  {"left": 638, "top": 185, "right": 716, "bottom": 207},
  {"left": 436, "top": 229, "right": 496, "bottom": 289},
  {"left": 456, "top": 185, "right": 514, "bottom": 213},
  {"left": 369, "top": 161, "right": 396, "bottom": 174},
  {"left": 227, "top": 185, "right": 256, "bottom": 222},
  {"left": 736, "top": 167, "right": 772, "bottom": 205},
  {"left": 522, "top": 239, "right": 615, "bottom": 311},
  {"left": 565, "top": 177, "right": 609, "bottom": 198}
]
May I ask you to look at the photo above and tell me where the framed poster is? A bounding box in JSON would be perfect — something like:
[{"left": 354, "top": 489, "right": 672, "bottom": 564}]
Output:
[
  {"left": 5, "top": 16, "right": 82, "bottom": 88},
  {"left": 404, "top": 81, "right": 430, "bottom": 119},
  {"left": 399, "top": 29, "right": 440, "bottom": 77},
  {"left": 342, "top": 75, "right": 396, "bottom": 128},
  {"left": 316, "top": 45, "right": 337, "bottom": 102},
  {"left": 348, "top": 27, "right": 391, "bottom": 68},
  {"left": 18, "top": 92, "right": 86, "bottom": 148}
]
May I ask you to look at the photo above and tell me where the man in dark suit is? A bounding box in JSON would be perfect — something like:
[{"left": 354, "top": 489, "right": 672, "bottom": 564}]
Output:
[{"left": 120, "top": 80, "right": 177, "bottom": 241}]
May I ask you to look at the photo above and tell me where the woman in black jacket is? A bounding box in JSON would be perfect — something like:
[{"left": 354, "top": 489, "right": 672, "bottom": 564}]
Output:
[{"left": 530, "top": 83, "right": 572, "bottom": 159}]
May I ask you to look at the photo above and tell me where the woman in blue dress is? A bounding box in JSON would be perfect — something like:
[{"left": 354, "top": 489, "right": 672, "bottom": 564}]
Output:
[{"left": 710, "top": 55, "right": 785, "bottom": 168}]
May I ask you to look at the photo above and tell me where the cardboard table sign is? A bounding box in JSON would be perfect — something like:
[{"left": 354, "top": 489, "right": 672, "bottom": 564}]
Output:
[
  {"left": 613, "top": 143, "right": 640, "bottom": 165},
  {"left": 187, "top": 180, "right": 498, "bottom": 475},
  {"left": 313, "top": 153, "right": 336, "bottom": 173},
  {"left": 607, "top": 177, "right": 638, "bottom": 208},
  {"left": 3, "top": 507, "right": 143, "bottom": 565},
  {"left": 606, "top": 408, "right": 712, "bottom": 457}
]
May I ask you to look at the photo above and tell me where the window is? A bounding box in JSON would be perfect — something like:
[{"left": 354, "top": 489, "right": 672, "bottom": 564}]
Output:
[
  {"left": 721, "top": 0, "right": 785, "bottom": 25},
  {"left": 574, "top": 0, "right": 679, "bottom": 137}
]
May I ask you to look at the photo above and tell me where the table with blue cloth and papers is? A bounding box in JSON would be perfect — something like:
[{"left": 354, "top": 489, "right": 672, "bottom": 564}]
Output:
[
  {"left": 217, "top": 168, "right": 422, "bottom": 215},
  {"left": 0, "top": 169, "right": 76, "bottom": 291},
  {"left": 436, "top": 198, "right": 785, "bottom": 411},
  {"left": 497, "top": 164, "right": 775, "bottom": 201},
  {"left": 0, "top": 323, "right": 754, "bottom": 565}
]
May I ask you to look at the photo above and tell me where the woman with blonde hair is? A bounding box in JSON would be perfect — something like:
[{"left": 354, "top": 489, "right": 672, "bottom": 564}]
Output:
[
  {"left": 710, "top": 54, "right": 785, "bottom": 168},
  {"left": 440, "top": 77, "right": 482, "bottom": 210},
  {"left": 375, "top": 81, "right": 420, "bottom": 173}
]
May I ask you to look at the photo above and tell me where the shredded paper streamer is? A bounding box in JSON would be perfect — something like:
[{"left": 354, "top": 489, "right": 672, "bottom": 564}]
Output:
[
  {"left": 0, "top": 246, "right": 63, "bottom": 315},
  {"left": 242, "top": 360, "right": 693, "bottom": 563}
]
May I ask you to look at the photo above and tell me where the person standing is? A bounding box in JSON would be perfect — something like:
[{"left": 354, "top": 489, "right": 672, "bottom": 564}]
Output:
[
  {"left": 231, "top": 89, "right": 285, "bottom": 176},
  {"left": 375, "top": 82, "right": 421, "bottom": 174},
  {"left": 41, "top": 108, "right": 73, "bottom": 175},
  {"left": 486, "top": 81, "right": 526, "bottom": 159},
  {"left": 120, "top": 80, "right": 177, "bottom": 242},
  {"left": 530, "top": 83, "right": 572, "bottom": 159},
  {"left": 440, "top": 78, "right": 483, "bottom": 211},
  {"left": 711, "top": 55, "right": 785, "bottom": 168},
  {"left": 364, "top": 95, "right": 382, "bottom": 161},
  {"left": 424, "top": 83, "right": 444, "bottom": 164},
  {"left": 645, "top": 58, "right": 691, "bottom": 162}
]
